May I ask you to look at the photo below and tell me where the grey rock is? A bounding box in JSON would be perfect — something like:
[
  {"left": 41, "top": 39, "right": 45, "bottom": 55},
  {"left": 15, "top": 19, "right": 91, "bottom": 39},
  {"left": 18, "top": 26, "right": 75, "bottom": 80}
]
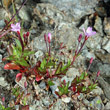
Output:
[
  {"left": 39, "top": 81, "right": 46, "bottom": 89},
  {"left": 91, "top": 86, "right": 103, "bottom": 96},
  {"left": 0, "top": 20, "right": 5, "bottom": 28},
  {"left": 104, "top": 17, "right": 110, "bottom": 35},
  {"left": 66, "top": 68, "right": 80, "bottom": 79},
  {"left": 0, "top": 8, "right": 9, "bottom": 19},
  {"left": 50, "top": 80, "right": 59, "bottom": 98},
  {"left": 96, "top": 76, "right": 110, "bottom": 100},
  {"left": 39, "top": 0, "right": 98, "bottom": 20},
  {"left": 42, "top": 98, "right": 50, "bottom": 106},
  {"left": 103, "top": 40, "right": 110, "bottom": 53},
  {"left": 16, "top": 4, "right": 32, "bottom": 21},
  {"left": 86, "top": 33, "right": 102, "bottom": 50},
  {"left": 35, "top": 50, "right": 44, "bottom": 59},
  {"left": 89, "top": 96, "right": 104, "bottom": 110},
  {"left": 79, "top": 17, "right": 89, "bottom": 30},
  {"left": 90, "top": 60, "right": 110, "bottom": 77},
  {"left": 104, "top": 101, "right": 110, "bottom": 110},
  {"left": 82, "top": 50, "right": 95, "bottom": 59},
  {"left": 95, "top": 51, "right": 110, "bottom": 64},
  {"left": 95, "top": 6, "right": 107, "bottom": 17},
  {"left": 94, "top": 16, "right": 103, "bottom": 36},
  {"left": 0, "top": 54, "right": 2, "bottom": 62},
  {"left": 0, "top": 77, "right": 9, "bottom": 88}
]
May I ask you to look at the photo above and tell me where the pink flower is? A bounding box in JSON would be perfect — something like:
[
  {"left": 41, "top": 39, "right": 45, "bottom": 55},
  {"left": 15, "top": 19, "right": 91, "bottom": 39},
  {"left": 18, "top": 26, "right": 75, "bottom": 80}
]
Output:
[
  {"left": 11, "top": 22, "right": 21, "bottom": 32},
  {"left": 48, "top": 33, "right": 51, "bottom": 43},
  {"left": 83, "top": 27, "right": 96, "bottom": 40}
]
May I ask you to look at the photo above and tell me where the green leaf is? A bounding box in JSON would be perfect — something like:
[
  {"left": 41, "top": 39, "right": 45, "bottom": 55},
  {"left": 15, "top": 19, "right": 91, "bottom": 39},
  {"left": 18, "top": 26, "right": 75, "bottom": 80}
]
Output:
[
  {"left": 46, "top": 61, "right": 55, "bottom": 67},
  {"left": 55, "top": 62, "right": 62, "bottom": 74},
  {"left": 82, "top": 86, "right": 87, "bottom": 92},
  {"left": 96, "top": 100, "right": 101, "bottom": 104},
  {"left": 48, "top": 80, "right": 55, "bottom": 86},
  {"left": 15, "top": 39, "right": 22, "bottom": 51},
  {"left": 5, "top": 107, "right": 13, "bottom": 110},
  {"left": 61, "top": 59, "right": 71, "bottom": 72},
  {"left": 5, "top": 55, "right": 15, "bottom": 61},
  {"left": 79, "top": 72, "right": 85, "bottom": 81},
  {"left": 0, "top": 104, "right": 4, "bottom": 110},
  {"left": 23, "top": 50, "right": 35, "bottom": 57},
  {"left": 15, "top": 59, "right": 29, "bottom": 67},
  {"left": 40, "top": 58, "right": 47, "bottom": 69},
  {"left": 12, "top": 45, "right": 21, "bottom": 58}
]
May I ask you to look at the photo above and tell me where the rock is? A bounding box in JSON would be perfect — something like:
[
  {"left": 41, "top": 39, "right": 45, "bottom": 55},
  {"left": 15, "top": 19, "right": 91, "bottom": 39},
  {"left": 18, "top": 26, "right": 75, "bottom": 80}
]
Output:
[
  {"left": 102, "top": 40, "right": 110, "bottom": 53},
  {"left": 52, "top": 99, "right": 68, "bottom": 110},
  {"left": 66, "top": 68, "right": 80, "bottom": 79},
  {"left": 94, "top": 16, "right": 103, "bottom": 36},
  {"left": 42, "top": 98, "right": 50, "bottom": 106},
  {"left": 0, "top": 77, "right": 9, "bottom": 88},
  {"left": 0, "top": 19, "right": 5, "bottom": 28},
  {"left": 86, "top": 32, "right": 102, "bottom": 50},
  {"left": 104, "top": 101, "right": 110, "bottom": 110},
  {"left": 79, "top": 17, "right": 89, "bottom": 30},
  {"left": 35, "top": 50, "right": 44, "bottom": 59},
  {"left": 50, "top": 80, "right": 59, "bottom": 98},
  {"left": 32, "top": 31, "right": 51, "bottom": 52},
  {"left": 95, "top": 5, "right": 107, "bottom": 17},
  {"left": 95, "top": 51, "right": 110, "bottom": 64},
  {"left": 39, "top": 81, "right": 46, "bottom": 89},
  {"left": 0, "top": 54, "right": 2, "bottom": 62},
  {"left": 0, "top": 8, "right": 9, "bottom": 19},
  {"left": 104, "top": 17, "right": 110, "bottom": 35},
  {"left": 61, "top": 97, "right": 71, "bottom": 103},
  {"left": 83, "top": 96, "right": 104, "bottom": 110},
  {"left": 91, "top": 86, "right": 103, "bottom": 96},
  {"left": 89, "top": 96, "right": 104, "bottom": 110},
  {"left": 82, "top": 50, "right": 95, "bottom": 59},
  {"left": 90, "top": 60, "right": 110, "bottom": 77},
  {"left": 16, "top": 4, "right": 32, "bottom": 21},
  {"left": 93, "top": 76, "right": 110, "bottom": 100},
  {"left": 15, "top": 76, "right": 26, "bottom": 89},
  {"left": 39, "top": 0, "right": 98, "bottom": 21}
]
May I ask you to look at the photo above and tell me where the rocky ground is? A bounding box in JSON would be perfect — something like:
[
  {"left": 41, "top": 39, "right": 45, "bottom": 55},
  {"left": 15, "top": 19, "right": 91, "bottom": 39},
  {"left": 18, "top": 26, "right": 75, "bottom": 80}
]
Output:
[{"left": 0, "top": 0, "right": 110, "bottom": 110}]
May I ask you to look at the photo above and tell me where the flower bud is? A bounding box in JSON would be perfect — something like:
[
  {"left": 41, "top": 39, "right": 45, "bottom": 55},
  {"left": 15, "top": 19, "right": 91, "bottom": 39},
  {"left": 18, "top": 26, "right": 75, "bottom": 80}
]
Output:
[
  {"left": 90, "top": 57, "right": 93, "bottom": 64},
  {"left": 97, "top": 71, "right": 100, "bottom": 77},
  {"left": 48, "top": 33, "right": 51, "bottom": 43},
  {"left": 26, "top": 32, "right": 29, "bottom": 36},
  {"left": 23, "top": 33, "right": 26, "bottom": 38},
  {"left": 78, "top": 34, "right": 82, "bottom": 42}
]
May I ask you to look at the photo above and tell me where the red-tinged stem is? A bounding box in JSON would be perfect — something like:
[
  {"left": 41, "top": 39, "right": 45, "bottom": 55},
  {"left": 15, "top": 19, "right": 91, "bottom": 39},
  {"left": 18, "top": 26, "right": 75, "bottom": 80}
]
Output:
[
  {"left": 76, "top": 39, "right": 86, "bottom": 55},
  {"left": 71, "top": 39, "right": 86, "bottom": 65},
  {"left": 0, "top": 0, "right": 27, "bottom": 34},
  {"left": 45, "top": 40, "right": 48, "bottom": 53},
  {"left": 49, "top": 44, "right": 50, "bottom": 56},
  {"left": 17, "top": 32, "right": 24, "bottom": 52}
]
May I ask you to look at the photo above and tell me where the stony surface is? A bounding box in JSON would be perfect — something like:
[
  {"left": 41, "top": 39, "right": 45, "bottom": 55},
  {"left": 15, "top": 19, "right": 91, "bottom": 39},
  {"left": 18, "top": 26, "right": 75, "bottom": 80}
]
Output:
[{"left": 0, "top": 0, "right": 110, "bottom": 109}]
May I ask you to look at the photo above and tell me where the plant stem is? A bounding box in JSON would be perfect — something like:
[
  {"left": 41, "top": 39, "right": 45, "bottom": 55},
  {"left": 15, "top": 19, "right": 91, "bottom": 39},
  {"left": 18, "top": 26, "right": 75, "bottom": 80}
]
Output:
[
  {"left": 71, "top": 39, "right": 86, "bottom": 65},
  {"left": 49, "top": 44, "right": 50, "bottom": 56}
]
